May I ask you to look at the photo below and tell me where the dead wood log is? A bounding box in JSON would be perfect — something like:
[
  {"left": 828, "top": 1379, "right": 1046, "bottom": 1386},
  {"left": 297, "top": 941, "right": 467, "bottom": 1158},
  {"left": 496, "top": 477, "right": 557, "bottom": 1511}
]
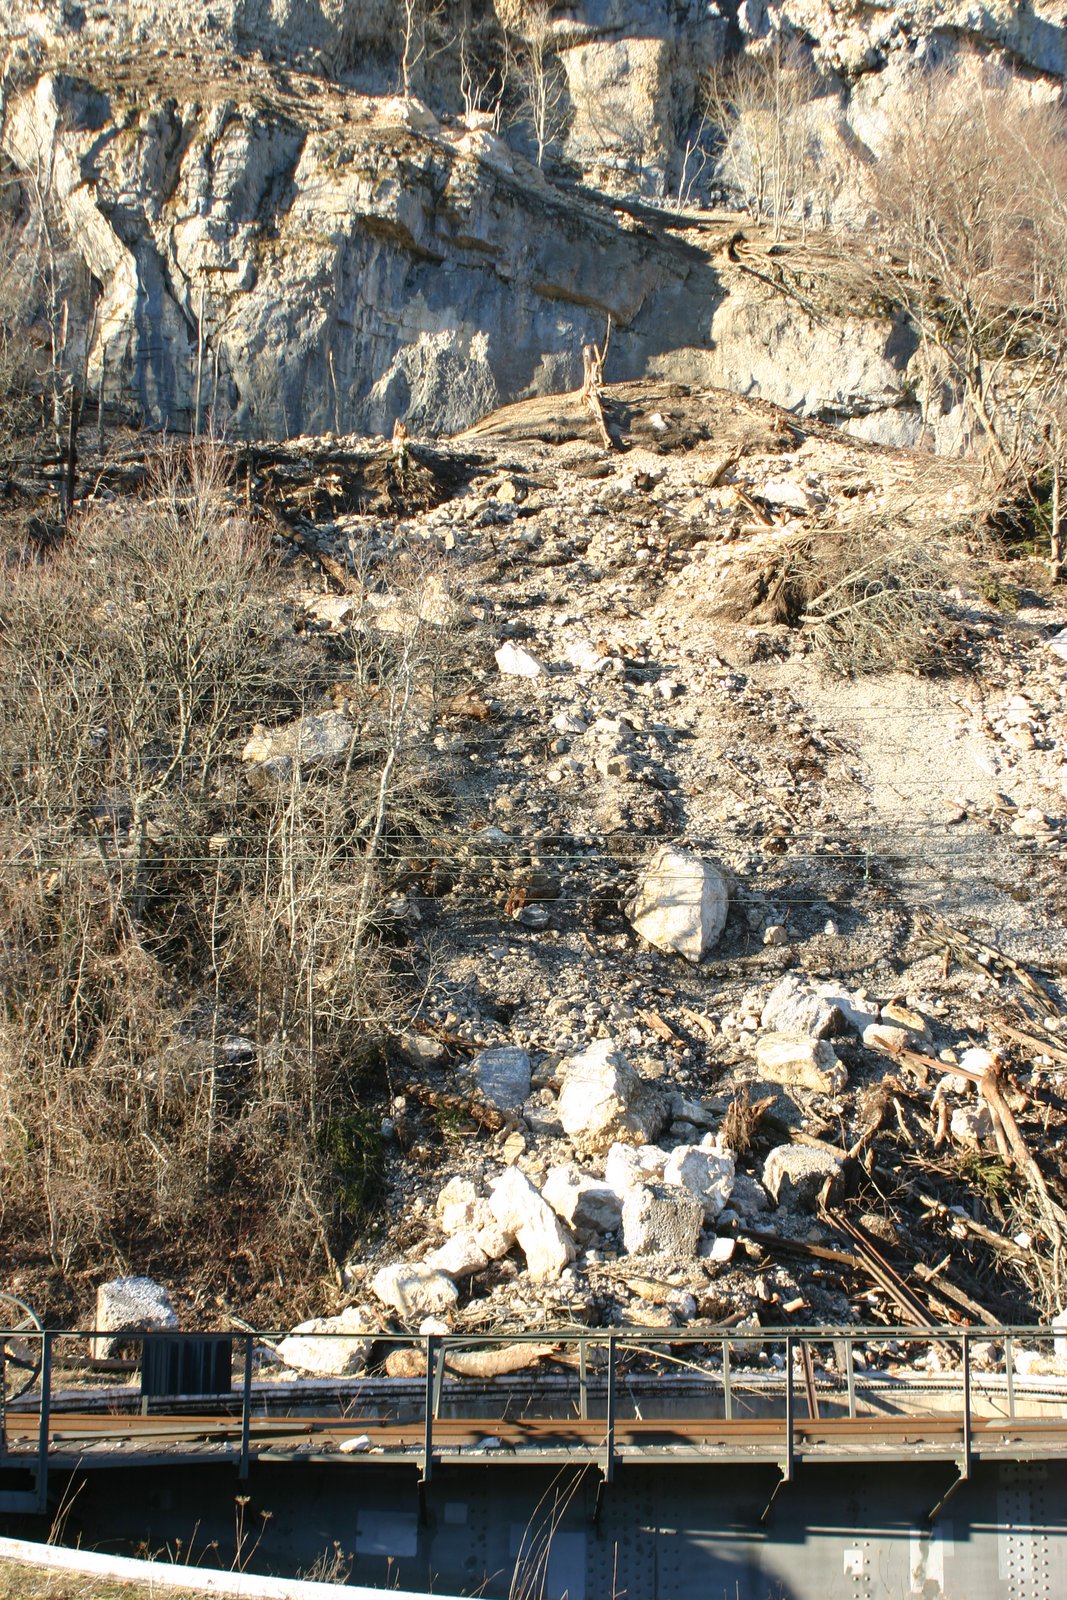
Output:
[
  {"left": 679, "top": 1006, "right": 719, "bottom": 1041},
  {"left": 911, "top": 1262, "right": 998, "bottom": 1327},
  {"left": 990, "top": 1020, "right": 1067, "bottom": 1067},
  {"left": 932, "top": 1095, "right": 950, "bottom": 1150},
  {"left": 736, "top": 1227, "right": 861, "bottom": 1271},
  {"left": 916, "top": 915, "right": 1062, "bottom": 1015},
  {"left": 978, "top": 1067, "right": 1067, "bottom": 1265},
  {"left": 918, "top": 1057, "right": 1067, "bottom": 1304},
  {"left": 579, "top": 320, "right": 617, "bottom": 451},
  {"left": 825, "top": 1210, "right": 944, "bottom": 1329},
  {"left": 734, "top": 486, "right": 775, "bottom": 527},
  {"left": 637, "top": 1008, "right": 683, "bottom": 1048},
  {"left": 917, "top": 1195, "right": 1029, "bottom": 1258},
  {"left": 384, "top": 1343, "right": 557, "bottom": 1379}
]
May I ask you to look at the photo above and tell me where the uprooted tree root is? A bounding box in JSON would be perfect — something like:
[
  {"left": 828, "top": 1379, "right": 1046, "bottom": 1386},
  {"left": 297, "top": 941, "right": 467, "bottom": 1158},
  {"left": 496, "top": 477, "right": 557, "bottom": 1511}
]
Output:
[
  {"left": 241, "top": 440, "right": 475, "bottom": 524},
  {"left": 721, "top": 1087, "right": 776, "bottom": 1156},
  {"left": 718, "top": 508, "right": 967, "bottom": 675}
]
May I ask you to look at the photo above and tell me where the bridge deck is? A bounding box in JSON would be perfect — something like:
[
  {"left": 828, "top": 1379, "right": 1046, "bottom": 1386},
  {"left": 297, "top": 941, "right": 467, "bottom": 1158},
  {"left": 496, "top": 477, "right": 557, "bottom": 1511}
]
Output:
[{"left": 5, "top": 1410, "right": 1067, "bottom": 1469}]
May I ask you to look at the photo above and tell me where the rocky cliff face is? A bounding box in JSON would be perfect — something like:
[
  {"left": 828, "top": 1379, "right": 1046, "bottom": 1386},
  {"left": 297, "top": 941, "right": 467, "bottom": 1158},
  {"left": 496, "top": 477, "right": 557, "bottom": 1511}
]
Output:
[
  {"left": 7, "top": 1, "right": 1066, "bottom": 196},
  {"left": 1, "top": 0, "right": 392, "bottom": 68},
  {"left": 1, "top": 0, "right": 1062, "bottom": 444},
  {"left": 2, "top": 57, "right": 920, "bottom": 442}
]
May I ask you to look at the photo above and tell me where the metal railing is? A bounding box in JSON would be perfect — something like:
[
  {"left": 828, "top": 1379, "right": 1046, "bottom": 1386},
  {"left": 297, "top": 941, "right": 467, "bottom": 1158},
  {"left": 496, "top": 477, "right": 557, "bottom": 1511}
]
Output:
[{"left": 2, "top": 1324, "right": 1066, "bottom": 1516}]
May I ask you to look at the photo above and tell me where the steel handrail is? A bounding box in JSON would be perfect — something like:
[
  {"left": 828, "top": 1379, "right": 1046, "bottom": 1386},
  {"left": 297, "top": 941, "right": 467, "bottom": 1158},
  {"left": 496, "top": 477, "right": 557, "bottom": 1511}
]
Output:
[{"left": 1, "top": 1322, "right": 1063, "bottom": 1512}]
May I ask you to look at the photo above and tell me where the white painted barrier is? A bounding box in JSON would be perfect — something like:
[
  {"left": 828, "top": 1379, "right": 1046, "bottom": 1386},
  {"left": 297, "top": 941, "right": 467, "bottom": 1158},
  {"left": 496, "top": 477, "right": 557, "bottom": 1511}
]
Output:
[{"left": 0, "top": 1535, "right": 466, "bottom": 1599}]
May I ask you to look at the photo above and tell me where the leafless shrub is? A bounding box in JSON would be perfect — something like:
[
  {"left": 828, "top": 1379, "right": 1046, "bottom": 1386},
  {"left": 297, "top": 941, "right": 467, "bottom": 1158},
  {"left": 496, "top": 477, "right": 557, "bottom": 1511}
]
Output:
[
  {"left": 866, "top": 51, "right": 1067, "bottom": 545},
  {"left": 0, "top": 219, "right": 39, "bottom": 471},
  {"left": 793, "top": 518, "right": 958, "bottom": 677},
  {"left": 718, "top": 506, "right": 964, "bottom": 677},
  {"left": 703, "top": 34, "right": 820, "bottom": 238},
  {"left": 0, "top": 439, "right": 462, "bottom": 1304}
]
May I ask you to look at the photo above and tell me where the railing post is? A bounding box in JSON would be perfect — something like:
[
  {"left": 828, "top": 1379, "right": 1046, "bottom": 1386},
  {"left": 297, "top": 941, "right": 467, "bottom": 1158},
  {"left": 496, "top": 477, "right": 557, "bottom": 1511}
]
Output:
[
  {"left": 422, "top": 1336, "right": 437, "bottom": 1484},
  {"left": 604, "top": 1334, "right": 616, "bottom": 1484},
  {"left": 36, "top": 1332, "right": 51, "bottom": 1513},
  {"left": 845, "top": 1337, "right": 856, "bottom": 1420},
  {"left": 784, "top": 1337, "right": 794, "bottom": 1485},
  {"left": 579, "top": 1340, "right": 588, "bottom": 1422},
  {"left": 961, "top": 1333, "right": 972, "bottom": 1482},
  {"left": 1004, "top": 1334, "right": 1016, "bottom": 1420},
  {"left": 433, "top": 1339, "right": 447, "bottom": 1419},
  {"left": 239, "top": 1334, "right": 253, "bottom": 1480},
  {"left": 721, "top": 1338, "right": 732, "bottom": 1420}
]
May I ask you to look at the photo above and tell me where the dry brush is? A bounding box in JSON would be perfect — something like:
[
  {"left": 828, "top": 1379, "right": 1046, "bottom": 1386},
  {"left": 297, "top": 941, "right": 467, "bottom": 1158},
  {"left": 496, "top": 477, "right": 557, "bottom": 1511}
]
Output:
[{"left": 0, "top": 443, "right": 462, "bottom": 1311}]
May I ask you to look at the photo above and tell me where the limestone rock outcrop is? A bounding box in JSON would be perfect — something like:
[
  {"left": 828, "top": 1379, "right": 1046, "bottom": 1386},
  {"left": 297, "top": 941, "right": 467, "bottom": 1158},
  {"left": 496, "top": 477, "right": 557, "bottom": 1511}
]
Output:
[
  {"left": 0, "top": 44, "right": 943, "bottom": 450},
  {"left": 557, "top": 1038, "right": 668, "bottom": 1157},
  {"left": 4, "top": 3, "right": 1063, "bottom": 449},
  {"left": 626, "top": 846, "right": 729, "bottom": 962}
]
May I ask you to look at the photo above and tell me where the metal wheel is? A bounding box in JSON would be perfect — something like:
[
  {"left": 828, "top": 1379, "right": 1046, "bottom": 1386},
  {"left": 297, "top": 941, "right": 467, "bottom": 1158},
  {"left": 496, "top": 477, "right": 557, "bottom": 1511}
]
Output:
[{"left": 0, "top": 1292, "right": 43, "bottom": 1403}]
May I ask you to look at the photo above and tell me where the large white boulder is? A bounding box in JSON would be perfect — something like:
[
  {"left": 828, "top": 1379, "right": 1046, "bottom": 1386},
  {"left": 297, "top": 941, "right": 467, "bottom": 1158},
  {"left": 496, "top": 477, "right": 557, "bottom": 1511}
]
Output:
[
  {"left": 435, "top": 1177, "right": 514, "bottom": 1260},
  {"left": 763, "top": 1145, "right": 844, "bottom": 1210},
  {"left": 754, "top": 1033, "right": 848, "bottom": 1093},
  {"left": 604, "top": 1142, "right": 668, "bottom": 1198},
  {"left": 436, "top": 1177, "right": 482, "bottom": 1229},
  {"left": 625, "top": 846, "right": 729, "bottom": 962},
  {"left": 557, "top": 1038, "right": 667, "bottom": 1156},
  {"left": 92, "top": 1277, "right": 178, "bottom": 1360},
  {"left": 622, "top": 1183, "right": 704, "bottom": 1258},
  {"left": 489, "top": 1167, "right": 575, "bottom": 1282},
  {"left": 425, "top": 1232, "right": 490, "bottom": 1278},
  {"left": 542, "top": 1164, "right": 623, "bottom": 1240},
  {"left": 276, "top": 1306, "right": 376, "bottom": 1377},
  {"left": 383, "top": 96, "right": 440, "bottom": 134},
  {"left": 495, "top": 641, "right": 544, "bottom": 678},
  {"left": 371, "top": 1262, "right": 459, "bottom": 1318},
  {"left": 760, "top": 975, "right": 845, "bottom": 1038},
  {"left": 663, "top": 1135, "right": 735, "bottom": 1223}
]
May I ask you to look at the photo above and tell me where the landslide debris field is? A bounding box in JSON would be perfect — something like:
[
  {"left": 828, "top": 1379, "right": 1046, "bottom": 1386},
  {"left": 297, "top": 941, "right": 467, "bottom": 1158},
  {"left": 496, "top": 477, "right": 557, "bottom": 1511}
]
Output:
[{"left": 4, "top": 379, "right": 1067, "bottom": 1354}]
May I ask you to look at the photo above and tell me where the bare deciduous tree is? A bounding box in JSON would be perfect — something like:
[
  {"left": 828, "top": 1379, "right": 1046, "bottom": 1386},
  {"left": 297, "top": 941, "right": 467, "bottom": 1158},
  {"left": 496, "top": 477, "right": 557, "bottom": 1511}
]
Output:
[
  {"left": 864, "top": 55, "right": 1067, "bottom": 573},
  {"left": 397, "top": 0, "right": 448, "bottom": 99},
  {"left": 455, "top": 0, "right": 508, "bottom": 124},
  {"left": 703, "top": 33, "right": 818, "bottom": 240},
  {"left": 503, "top": 0, "right": 567, "bottom": 167}
]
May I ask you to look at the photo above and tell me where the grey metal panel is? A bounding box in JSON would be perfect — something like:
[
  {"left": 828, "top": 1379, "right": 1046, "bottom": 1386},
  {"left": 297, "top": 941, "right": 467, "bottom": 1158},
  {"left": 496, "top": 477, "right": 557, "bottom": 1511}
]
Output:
[
  {"left": 0, "top": 1492, "right": 39, "bottom": 1513},
  {"left": 998, "top": 1462, "right": 1055, "bottom": 1600},
  {"left": 15, "top": 1458, "right": 1067, "bottom": 1600},
  {"left": 587, "top": 1478, "right": 657, "bottom": 1600}
]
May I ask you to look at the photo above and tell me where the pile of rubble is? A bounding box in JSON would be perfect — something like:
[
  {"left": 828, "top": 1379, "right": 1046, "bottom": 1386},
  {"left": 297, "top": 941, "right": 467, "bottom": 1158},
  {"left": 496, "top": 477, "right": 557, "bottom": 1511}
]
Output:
[
  {"left": 268, "top": 968, "right": 1067, "bottom": 1374},
  {"left": 54, "top": 383, "right": 1067, "bottom": 1352},
  {"left": 239, "top": 389, "right": 1067, "bottom": 1362}
]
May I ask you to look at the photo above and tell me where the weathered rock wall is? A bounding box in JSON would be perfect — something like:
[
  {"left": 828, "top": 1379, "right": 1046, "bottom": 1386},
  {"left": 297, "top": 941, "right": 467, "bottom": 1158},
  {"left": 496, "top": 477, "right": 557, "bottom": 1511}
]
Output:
[
  {"left": 6, "top": 0, "right": 1058, "bottom": 446},
  {"left": 0, "top": 0, "right": 392, "bottom": 66},
  {"left": 5, "top": 1, "right": 1066, "bottom": 202},
  {"left": 4, "top": 62, "right": 923, "bottom": 442}
]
